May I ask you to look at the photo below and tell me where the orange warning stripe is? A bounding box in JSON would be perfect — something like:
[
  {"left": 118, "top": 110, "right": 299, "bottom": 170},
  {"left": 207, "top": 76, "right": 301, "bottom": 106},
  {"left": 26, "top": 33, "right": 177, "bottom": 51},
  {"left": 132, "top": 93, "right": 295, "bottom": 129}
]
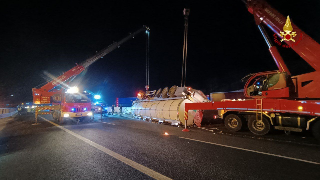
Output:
[{"left": 37, "top": 112, "right": 52, "bottom": 115}]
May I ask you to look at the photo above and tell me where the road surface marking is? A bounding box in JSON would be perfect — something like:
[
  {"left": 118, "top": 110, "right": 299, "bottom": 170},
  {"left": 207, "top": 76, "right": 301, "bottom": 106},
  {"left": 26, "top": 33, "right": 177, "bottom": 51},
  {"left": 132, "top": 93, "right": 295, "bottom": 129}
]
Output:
[
  {"left": 40, "top": 117, "right": 172, "bottom": 180},
  {"left": 179, "top": 137, "right": 320, "bottom": 165}
]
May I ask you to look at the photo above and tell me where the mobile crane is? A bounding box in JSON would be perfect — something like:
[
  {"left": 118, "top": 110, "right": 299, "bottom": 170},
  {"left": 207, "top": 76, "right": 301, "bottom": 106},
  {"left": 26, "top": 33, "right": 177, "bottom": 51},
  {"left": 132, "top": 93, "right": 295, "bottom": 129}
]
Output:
[
  {"left": 184, "top": 0, "right": 320, "bottom": 139},
  {"left": 33, "top": 26, "right": 149, "bottom": 123}
]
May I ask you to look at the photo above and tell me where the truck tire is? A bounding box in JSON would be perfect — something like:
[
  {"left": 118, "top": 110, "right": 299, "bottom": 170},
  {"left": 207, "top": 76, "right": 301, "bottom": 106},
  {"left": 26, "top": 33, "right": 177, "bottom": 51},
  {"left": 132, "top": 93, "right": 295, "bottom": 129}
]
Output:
[
  {"left": 58, "top": 117, "right": 64, "bottom": 124},
  {"left": 248, "top": 116, "right": 271, "bottom": 135},
  {"left": 224, "top": 114, "right": 243, "bottom": 132},
  {"left": 52, "top": 111, "right": 59, "bottom": 121},
  {"left": 312, "top": 120, "right": 320, "bottom": 141}
]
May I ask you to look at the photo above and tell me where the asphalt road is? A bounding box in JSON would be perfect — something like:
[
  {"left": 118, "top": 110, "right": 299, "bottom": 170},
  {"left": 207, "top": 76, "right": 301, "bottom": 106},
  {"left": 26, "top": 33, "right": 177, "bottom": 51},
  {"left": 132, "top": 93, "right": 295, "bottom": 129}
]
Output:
[{"left": 1, "top": 113, "right": 320, "bottom": 180}]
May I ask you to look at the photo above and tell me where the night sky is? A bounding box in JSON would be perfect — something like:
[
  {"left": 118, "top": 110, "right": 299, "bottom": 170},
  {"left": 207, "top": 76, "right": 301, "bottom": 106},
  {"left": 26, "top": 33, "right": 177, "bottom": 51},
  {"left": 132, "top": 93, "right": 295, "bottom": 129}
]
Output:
[{"left": 1, "top": 0, "right": 320, "bottom": 105}]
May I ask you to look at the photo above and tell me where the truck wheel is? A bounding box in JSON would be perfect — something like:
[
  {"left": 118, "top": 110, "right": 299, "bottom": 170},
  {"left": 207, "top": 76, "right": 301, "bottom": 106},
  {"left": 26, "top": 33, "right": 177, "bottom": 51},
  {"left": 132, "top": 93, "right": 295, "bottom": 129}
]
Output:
[
  {"left": 58, "top": 117, "right": 64, "bottom": 124},
  {"left": 248, "top": 116, "right": 270, "bottom": 135},
  {"left": 224, "top": 114, "right": 243, "bottom": 132},
  {"left": 52, "top": 112, "right": 58, "bottom": 121},
  {"left": 52, "top": 111, "right": 61, "bottom": 122},
  {"left": 311, "top": 120, "right": 320, "bottom": 140}
]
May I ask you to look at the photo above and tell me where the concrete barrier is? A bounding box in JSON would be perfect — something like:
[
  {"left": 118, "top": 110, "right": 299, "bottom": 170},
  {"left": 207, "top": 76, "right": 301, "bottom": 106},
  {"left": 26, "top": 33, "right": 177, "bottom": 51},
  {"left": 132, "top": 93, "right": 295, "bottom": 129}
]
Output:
[
  {"left": 105, "top": 106, "right": 132, "bottom": 114},
  {"left": 0, "top": 108, "right": 17, "bottom": 119}
]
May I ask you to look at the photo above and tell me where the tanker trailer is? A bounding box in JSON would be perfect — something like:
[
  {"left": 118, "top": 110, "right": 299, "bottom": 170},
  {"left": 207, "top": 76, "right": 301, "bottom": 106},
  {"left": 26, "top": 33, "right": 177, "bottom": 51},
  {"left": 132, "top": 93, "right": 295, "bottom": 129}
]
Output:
[{"left": 132, "top": 86, "right": 209, "bottom": 126}]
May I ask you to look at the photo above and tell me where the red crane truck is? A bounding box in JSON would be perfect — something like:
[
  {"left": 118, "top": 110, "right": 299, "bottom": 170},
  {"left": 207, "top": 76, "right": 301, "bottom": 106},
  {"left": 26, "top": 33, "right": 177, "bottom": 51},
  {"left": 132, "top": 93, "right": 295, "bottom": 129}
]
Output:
[
  {"left": 33, "top": 26, "right": 149, "bottom": 123},
  {"left": 184, "top": 0, "right": 320, "bottom": 139}
]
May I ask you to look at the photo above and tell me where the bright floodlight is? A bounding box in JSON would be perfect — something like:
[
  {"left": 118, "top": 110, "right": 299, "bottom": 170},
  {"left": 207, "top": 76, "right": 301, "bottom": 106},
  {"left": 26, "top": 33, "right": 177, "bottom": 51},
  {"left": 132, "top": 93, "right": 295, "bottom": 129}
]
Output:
[
  {"left": 94, "top": 95, "right": 101, "bottom": 99},
  {"left": 66, "top": 86, "right": 79, "bottom": 93}
]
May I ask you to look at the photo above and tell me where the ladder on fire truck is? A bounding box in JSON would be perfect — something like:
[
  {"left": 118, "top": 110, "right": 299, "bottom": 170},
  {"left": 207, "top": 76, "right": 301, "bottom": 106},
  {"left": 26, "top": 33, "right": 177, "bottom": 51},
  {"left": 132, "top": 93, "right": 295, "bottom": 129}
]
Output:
[
  {"left": 33, "top": 26, "right": 150, "bottom": 124},
  {"left": 256, "top": 98, "right": 263, "bottom": 121}
]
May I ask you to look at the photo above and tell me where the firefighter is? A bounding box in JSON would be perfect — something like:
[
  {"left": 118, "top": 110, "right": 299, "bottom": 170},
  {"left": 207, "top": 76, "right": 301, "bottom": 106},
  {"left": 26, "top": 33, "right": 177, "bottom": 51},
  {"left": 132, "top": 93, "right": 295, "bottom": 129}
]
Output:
[
  {"left": 119, "top": 105, "right": 122, "bottom": 116},
  {"left": 111, "top": 105, "right": 115, "bottom": 115},
  {"left": 17, "top": 105, "right": 22, "bottom": 115},
  {"left": 17, "top": 104, "right": 26, "bottom": 115}
]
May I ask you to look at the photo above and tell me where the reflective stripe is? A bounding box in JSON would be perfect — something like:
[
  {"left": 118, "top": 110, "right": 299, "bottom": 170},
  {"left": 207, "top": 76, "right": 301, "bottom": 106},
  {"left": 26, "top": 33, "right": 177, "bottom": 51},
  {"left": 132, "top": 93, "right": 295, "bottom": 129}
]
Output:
[
  {"left": 184, "top": 111, "right": 188, "bottom": 120},
  {"left": 279, "top": 116, "right": 282, "bottom": 125}
]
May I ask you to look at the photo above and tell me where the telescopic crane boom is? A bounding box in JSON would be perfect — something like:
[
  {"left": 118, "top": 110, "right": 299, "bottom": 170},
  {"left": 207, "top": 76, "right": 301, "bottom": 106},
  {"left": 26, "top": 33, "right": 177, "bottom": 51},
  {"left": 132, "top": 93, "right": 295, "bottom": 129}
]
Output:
[
  {"left": 243, "top": 0, "right": 320, "bottom": 99},
  {"left": 33, "top": 25, "right": 149, "bottom": 104}
]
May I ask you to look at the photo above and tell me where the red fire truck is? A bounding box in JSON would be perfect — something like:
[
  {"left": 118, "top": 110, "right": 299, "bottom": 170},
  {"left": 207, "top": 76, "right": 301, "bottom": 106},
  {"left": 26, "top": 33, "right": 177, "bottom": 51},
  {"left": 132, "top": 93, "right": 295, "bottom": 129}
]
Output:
[
  {"left": 185, "top": 0, "right": 320, "bottom": 139},
  {"left": 33, "top": 26, "right": 149, "bottom": 122}
]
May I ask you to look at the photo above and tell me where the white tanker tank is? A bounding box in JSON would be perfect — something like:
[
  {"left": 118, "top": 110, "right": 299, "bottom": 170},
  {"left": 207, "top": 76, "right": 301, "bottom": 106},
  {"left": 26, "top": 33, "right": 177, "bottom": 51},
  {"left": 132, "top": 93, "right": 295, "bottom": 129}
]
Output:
[{"left": 132, "top": 86, "right": 209, "bottom": 126}]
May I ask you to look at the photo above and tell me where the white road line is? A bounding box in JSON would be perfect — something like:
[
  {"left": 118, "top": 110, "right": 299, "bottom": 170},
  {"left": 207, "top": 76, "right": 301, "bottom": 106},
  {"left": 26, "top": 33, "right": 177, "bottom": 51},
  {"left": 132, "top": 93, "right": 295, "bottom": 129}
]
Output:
[
  {"left": 40, "top": 117, "right": 172, "bottom": 180},
  {"left": 179, "top": 137, "right": 320, "bottom": 165}
]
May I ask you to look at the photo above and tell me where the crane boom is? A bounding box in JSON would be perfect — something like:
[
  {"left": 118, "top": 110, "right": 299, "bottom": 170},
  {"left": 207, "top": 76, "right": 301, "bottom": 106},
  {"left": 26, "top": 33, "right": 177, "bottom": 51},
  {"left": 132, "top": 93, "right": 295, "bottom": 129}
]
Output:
[
  {"left": 244, "top": 0, "right": 320, "bottom": 99},
  {"left": 82, "top": 25, "right": 149, "bottom": 68},
  {"left": 33, "top": 25, "right": 149, "bottom": 104},
  {"left": 246, "top": 0, "right": 320, "bottom": 71}
]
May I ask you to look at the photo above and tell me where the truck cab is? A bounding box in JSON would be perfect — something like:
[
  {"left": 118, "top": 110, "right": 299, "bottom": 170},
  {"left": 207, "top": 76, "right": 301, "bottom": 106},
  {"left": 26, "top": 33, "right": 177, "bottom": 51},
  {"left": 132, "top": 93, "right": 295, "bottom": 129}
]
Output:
[
  {"left": 245, "top": 71, "right": 291, "bottom": 98},
  {"left": 61, "top": 93, "right": 93, "bottom": 119}
]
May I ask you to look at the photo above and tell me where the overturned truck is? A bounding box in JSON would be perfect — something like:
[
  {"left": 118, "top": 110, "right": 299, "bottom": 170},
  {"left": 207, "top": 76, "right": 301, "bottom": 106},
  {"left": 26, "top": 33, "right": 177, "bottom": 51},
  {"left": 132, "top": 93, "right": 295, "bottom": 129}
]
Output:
[{"left": 132, "top": 86, "right": 209, "bottom": 126}]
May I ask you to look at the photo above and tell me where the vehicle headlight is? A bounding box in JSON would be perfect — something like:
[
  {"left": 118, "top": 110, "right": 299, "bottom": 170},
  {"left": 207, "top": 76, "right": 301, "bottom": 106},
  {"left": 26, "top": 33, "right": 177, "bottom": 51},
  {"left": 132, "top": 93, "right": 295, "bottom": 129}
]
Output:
[
  {"left": 87, "top": 112, "right": 93, "bottom": 116},
  {"left": 64, "top": 114, "right": 70, "bottom": 117}
]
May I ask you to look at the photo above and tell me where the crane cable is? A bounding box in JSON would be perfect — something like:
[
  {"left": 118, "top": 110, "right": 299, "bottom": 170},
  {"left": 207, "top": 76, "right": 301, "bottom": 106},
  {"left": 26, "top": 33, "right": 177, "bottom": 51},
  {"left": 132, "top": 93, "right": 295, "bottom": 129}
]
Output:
[
  {"left": 146, "top": 30, "right": 150, "bottom": 90},
  {"left": 181, "top": 8, "right": 190, "bottom": 87},
  {"left": 184, "top": 17, "right": 188, "bottom": 87},
  {"left": 181, "top": 30, "right": 185, "bottom": 87}
]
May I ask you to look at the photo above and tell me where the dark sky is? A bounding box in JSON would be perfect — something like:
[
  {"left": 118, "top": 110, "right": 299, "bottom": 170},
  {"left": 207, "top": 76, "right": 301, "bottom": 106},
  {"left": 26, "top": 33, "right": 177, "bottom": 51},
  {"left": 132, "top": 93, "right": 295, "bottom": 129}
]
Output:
[{"left": 1, "top": 0, "right": 320, "bottom": 105}]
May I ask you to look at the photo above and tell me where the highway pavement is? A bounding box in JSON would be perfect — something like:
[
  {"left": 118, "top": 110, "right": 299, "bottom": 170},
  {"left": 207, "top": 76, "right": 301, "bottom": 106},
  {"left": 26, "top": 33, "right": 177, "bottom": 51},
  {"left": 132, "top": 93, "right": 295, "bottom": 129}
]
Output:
[{"left": 1, "top": 113, "right": 320, "bottom": 180}]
